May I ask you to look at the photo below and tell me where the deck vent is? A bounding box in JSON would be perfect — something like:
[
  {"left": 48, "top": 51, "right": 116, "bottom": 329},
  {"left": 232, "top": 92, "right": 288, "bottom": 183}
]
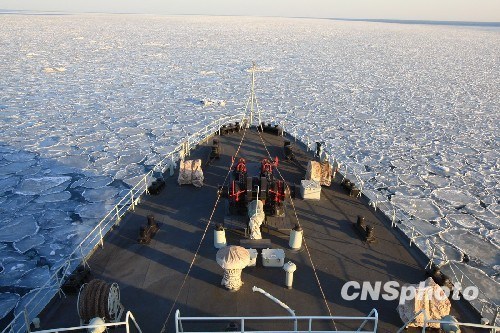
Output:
[
  {"left": 289, "top": 225, "right": 303, "bottom": 250},
  {"left": 214, "top": 223, "right": 227, "bottom": 248}
]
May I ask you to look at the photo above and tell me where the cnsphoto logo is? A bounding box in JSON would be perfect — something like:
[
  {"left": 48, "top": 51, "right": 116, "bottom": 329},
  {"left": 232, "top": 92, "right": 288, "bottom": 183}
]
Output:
[{"left": 341, "top": 281, "right": 478, "bottom": 304}]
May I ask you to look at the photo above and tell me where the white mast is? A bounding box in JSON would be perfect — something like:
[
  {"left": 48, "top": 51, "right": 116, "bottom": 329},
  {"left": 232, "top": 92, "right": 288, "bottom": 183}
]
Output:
[
  {"left": 249, "top": 62, "right": 256, "bottom": 126},
  {"left": 247, "top": 62, "right": 264, "bottom": 127}
]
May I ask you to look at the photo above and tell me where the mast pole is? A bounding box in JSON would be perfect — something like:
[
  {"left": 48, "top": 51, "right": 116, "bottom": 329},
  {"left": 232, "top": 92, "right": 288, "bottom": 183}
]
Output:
[{"left": 250, "top": 62, "right": 256, "bottom": 126}]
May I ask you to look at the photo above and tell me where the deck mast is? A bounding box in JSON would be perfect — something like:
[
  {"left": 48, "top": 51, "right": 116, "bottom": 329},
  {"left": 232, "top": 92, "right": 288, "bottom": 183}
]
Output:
[{"left": 248, "top": 62, "right": 262, "bottom": 127}]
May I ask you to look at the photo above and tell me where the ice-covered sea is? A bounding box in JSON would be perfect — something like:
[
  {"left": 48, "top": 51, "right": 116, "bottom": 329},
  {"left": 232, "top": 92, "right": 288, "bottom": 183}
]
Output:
[{"left": 0, "top": 15, "right": 498, "bottom": 322}]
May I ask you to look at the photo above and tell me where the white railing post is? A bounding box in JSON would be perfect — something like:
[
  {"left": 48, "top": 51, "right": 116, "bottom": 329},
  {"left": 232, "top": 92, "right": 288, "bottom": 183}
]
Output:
[
  {"left": 356, "top": 308, "right": 377, "bottom": 332},
  {"left": 115, "top": 205, "right": 120, "bottom": 225},
  {"left": 99, "top": 225, "right": 104, "bottom": 248},
  {"left": 175, "top": 310, "right": 180, "bottom": 333},
  {"left": 80, "top": 244, "right": 88, "bottom": 268},
  {"left": 144, "top": 176, "right": 149, "bottom": 194},
  {"left": 426, "top": 246, "right": 435, "bottom": 269},
  {"left": 130, "top": 190, "right": 135, "bottom": 211},
  {"left": 24, "top": 307, "right": 31, "bottom": 333}
]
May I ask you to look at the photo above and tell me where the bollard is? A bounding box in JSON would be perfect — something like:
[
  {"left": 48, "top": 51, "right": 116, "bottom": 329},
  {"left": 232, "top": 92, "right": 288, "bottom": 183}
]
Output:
[
  {"left": 357, "top": 215, "right": 365, "bottom": 228},
  {"left": 283, "top": 261, "right": 297, "bottom": 289},
  {"left": 214, "top": 223, "right": 227, "bottom": 249},
  {"left": 147, "top": 214, "right": 155, "bottom": 226}
]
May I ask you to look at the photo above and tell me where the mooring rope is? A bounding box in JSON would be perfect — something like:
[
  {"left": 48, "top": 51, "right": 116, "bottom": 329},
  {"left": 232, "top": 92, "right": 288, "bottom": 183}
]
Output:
[{"left": 159, "top": 125, "right": 248, "bottom": 333}]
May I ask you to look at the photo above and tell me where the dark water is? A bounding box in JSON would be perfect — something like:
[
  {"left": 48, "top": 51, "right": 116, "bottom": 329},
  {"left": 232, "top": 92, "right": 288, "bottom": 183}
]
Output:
[{"left": 329, "top": 17, "right": 500, "bottom": 27}]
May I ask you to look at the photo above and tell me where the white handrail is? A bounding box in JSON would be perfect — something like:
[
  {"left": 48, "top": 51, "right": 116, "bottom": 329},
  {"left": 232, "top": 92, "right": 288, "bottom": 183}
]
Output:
[
  {"left": 356, "top": 308, "right": 378, "bottom": 332},
  {"left": 175, "top": 309, "right": 378, "bottom": 333},
  {"left": 28, "top": 311, "right": 142, "bottom": 333},
  {"left": 1, "top": 114, "right": 245, "bottom": 333},
  {"left": 252, "top": 286, "right": 296, "bottom": 331}
]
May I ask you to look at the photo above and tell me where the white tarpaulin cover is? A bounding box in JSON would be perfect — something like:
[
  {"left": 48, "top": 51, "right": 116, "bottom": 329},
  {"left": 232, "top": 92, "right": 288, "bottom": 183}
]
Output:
[
  {"left": 397, "top": 277, "right": 451, "bottom": 328},
  {"left": 178, "top": 159, "right": 204, "bottom": 187},
  {"left": 216, "top": 246, "right": 250, "bottom": 290},
  {"left": 306, "top": 161, "right": 333, "bottom": 186},
  {"left": 248, "top": 200, "right": 265, "bottom": 239}
]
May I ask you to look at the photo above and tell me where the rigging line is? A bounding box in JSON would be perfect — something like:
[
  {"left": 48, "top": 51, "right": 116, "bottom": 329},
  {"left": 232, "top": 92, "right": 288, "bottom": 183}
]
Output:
[
  {"left": 159, "top": 125, "right": 249, "bottom": 333},
  {"left": 448, "top": 261, "right": 498, "bottom": 308},
  {"left": 255, "top": 127, "right": 338, "bottom": 331}
]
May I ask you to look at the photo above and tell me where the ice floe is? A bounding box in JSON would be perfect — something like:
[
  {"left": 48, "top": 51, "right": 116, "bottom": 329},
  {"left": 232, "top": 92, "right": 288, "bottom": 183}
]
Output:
[
  {"left": 15, "top": 177, "right": 71, "bottom": 196},
  {"left": 432, "top": 187, "right": 480, "bottom": 208},
  {"left": 0, "top": 215, "right": 39, "bottom": 243},
  {"left": 0, "top": 292, "right": 20, "bottom": 320},
  {"left": 391, "top": 196, "right": 443, "bottom": 221},
  {"left": 13, "top": 234, "right": 45, "bottom": 254}
]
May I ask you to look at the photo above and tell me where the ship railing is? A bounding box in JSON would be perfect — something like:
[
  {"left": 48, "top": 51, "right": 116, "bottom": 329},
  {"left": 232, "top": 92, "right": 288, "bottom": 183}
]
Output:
[
  {"left": 175, "top": 309, "right": 378, "bottom": 333},
  {"left": 1, "top": 113, "right": 245, "bottom": 333},
  {"left": 281, "top": 125, "right": 499, "bottom": 326},
  {"left": 397, "top": 308, "right": 499, "bottom": 332},
  {"left": 25, "top": 311, "right": 142, "bottom": 333}
]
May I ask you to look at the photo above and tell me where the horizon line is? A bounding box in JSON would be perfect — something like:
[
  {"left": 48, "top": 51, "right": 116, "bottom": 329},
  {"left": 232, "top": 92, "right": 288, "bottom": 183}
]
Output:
[{"left": 0, "top": 9, "right": 499, "bottom": 27}]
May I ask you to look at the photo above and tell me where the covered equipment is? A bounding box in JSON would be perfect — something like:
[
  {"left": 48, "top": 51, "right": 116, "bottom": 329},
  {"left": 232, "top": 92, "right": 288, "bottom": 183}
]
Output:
[
  {"left": 216, "top": 246, "right": 250, "bottom": 291},
  {"left": 248, "top": 200, "right": 265, "bottom": 239},
  {"left": 397, "top": 277, "right": 451, "bottom": 328},
  {"left": 178, "top": 159, "right": 204, "bottom": 187},
  {"left": 306, "top": 161, "right": 333, "bottom": 186}
]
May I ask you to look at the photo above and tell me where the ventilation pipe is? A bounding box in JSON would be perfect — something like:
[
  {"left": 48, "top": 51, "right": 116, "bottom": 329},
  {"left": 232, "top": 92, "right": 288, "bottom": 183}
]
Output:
[
  {"left": 214, "top": 223, "right": 227, "bottom": 248},
  {"left": 289, "top": 225, "right": 303, "bottom": 250},
  {"left": 283, "top": 261, "right": 297, "bottom": 289}
]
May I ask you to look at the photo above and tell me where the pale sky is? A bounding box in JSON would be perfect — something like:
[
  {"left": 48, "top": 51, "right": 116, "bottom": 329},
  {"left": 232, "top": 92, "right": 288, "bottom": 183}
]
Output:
[{"left": 0, "top": 0, "right": 499, "bottom": 22}]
